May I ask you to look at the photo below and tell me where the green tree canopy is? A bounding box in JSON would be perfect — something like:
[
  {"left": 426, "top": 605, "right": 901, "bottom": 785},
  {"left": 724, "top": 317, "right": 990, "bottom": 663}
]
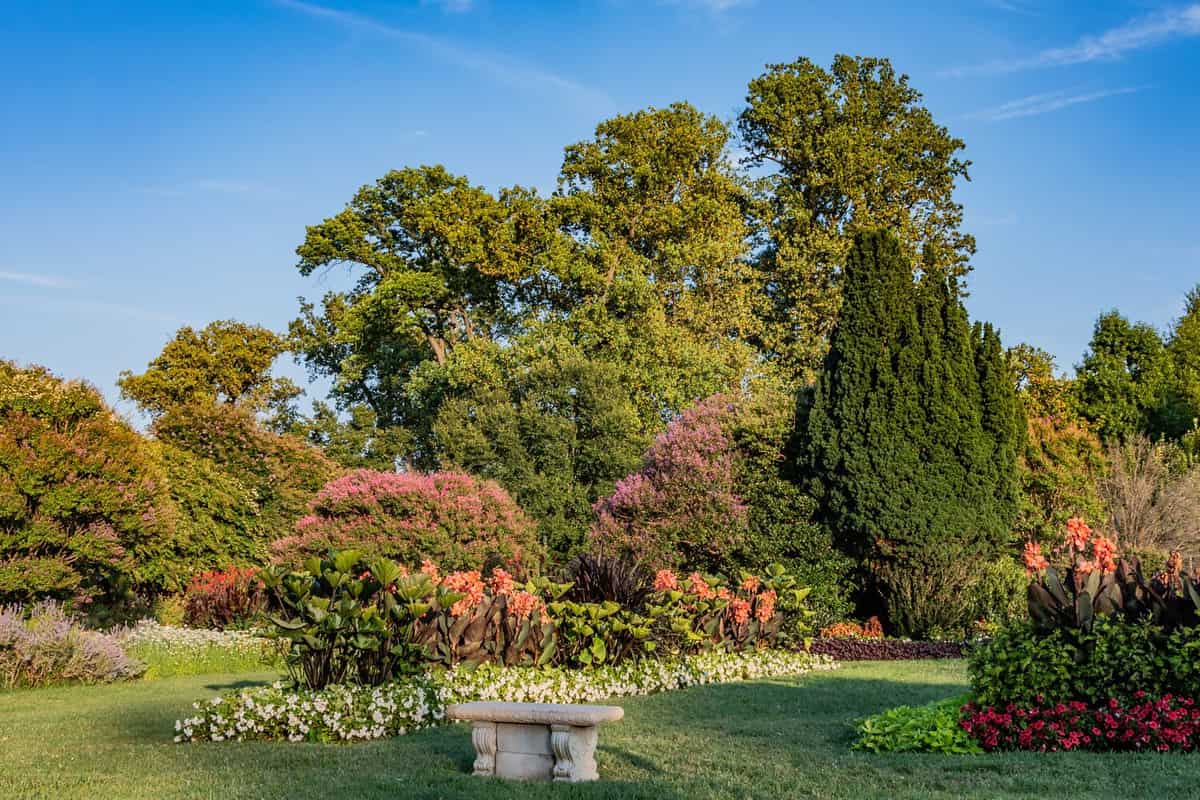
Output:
[
  {"left": 739, "top": 55, "right": 973, "bottom": 380},
  {"left": 118, "top": 320, "right": 299, "bottom": 417},
  {"left": 1073, "top": 311, "right": 1183, "bottom": 440}
]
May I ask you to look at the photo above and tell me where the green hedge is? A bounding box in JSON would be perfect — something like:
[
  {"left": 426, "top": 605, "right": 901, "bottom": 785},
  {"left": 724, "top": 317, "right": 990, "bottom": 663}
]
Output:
[{"left": 970, "top": 617, "right": 1200, "bottom": 706}]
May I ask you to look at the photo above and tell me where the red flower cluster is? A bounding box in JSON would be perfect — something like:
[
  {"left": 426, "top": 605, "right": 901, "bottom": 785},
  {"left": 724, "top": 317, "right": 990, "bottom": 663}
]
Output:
[
  {"left": 688, "top": 572, "right": 715, "bottom": 600},
  {"left": 1065, "top": 516, "right": 1092, "bottom": 551},
  {"left": 184, "top": 566, "right": 264, "bottom": 628},
  {"left": 962, "top": 694, "right": 1200, "bottom": 753}
]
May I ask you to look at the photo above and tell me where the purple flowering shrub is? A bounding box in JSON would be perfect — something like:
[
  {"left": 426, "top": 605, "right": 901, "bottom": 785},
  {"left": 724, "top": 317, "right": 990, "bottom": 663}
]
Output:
[
  {"left": 591, "top": 394, "right": 747, "bottom": 572},
  {"left": 0, "top": 601, "right": 143, "bottom": 688},
  {"left": 270, "top": 469, "right": 545, "bottom": 573}
]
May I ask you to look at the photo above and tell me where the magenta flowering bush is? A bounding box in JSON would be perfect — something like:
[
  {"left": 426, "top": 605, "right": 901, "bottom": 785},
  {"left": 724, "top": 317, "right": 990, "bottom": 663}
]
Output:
[
  {"left": 962, "top": 694, "right": 1200, "bottom": 752},
  {"left": 590, "top": 394, "right": 748, "bottom": 571},
  {"left": 270, "top": 469, "right": 544, "bottom": 572}
]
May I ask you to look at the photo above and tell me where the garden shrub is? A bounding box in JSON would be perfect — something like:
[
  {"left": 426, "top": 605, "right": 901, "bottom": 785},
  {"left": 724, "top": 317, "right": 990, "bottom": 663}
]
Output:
[
  {"left": 153, "top": 402, "right": 338, "bottom": 539},
  {"left": 0, "top": 601, "right": 143, "bottom": 688},
  {"left": 270, "top": 469, "right": 544, "bottom": 571},
  {"left": 590, "top": 387, "right": 853, "bottom": 623},
  {"left": 854, "top": 695, "right": 980, "bottom": 754},
  {"left": 154, "top": 442, "right": 267, "bottom": 574},
  {"left": 175, "top": 649, "right": 836, "bottom": 743},
  {"left": 183, "top": 566, "right": 265, "bottom": 629},
  {"left": 966, "top": 618, "right": 1199, "bottom": 707},
  {"left": 561, "top": 552, "right": 653, "bottom": 608},
  {"left": 0, "top": 362, "right": 177, "bottom": 607}
]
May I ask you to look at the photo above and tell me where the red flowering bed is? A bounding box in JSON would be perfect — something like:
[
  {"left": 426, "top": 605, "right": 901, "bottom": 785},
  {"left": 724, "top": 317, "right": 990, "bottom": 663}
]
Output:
[{"left": 962, "top": 694, "right": 1200, "bottom": 752}]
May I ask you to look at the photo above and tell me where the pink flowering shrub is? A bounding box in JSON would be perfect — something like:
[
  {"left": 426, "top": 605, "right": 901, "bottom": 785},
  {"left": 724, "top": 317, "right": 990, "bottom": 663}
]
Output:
[
  {"left": 270, "top": 469, "right": 544, "bottom": 573},
  {"left": 590, "top": 394, "right": 748, "bottom": 571},
  {"left": 962, "top": 695, "right": 1200, "bottom": 752}
]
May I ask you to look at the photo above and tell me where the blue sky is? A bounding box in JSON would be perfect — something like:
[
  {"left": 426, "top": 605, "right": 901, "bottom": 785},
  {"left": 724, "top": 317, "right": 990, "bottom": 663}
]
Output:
[{"left": 2, "top": 0, "right": 1198, "bottom": 418}]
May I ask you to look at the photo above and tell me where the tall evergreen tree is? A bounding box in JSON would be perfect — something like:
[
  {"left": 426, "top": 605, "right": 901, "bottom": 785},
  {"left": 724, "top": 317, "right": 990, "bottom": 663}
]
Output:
[{"left": 805, "top": 230, "right": 1020, "bottom": 635}]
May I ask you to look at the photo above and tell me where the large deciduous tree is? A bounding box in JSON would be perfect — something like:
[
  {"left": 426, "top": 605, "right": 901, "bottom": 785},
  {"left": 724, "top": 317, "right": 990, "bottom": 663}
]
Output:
[
  {"left": 118, "top": 320, "right": 299, "bottom": 418},
  {"left": 739, "top": 55, "right": 973, "bottom": 380},
  {"left": 1073, "top": 311, "right": 1183, "bottom": 441}
]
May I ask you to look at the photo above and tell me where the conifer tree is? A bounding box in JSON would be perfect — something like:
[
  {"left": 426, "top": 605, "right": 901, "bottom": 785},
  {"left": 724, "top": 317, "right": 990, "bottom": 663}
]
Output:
[{"left": 805, "top": 229, "right": 1021, "bottom": 635}]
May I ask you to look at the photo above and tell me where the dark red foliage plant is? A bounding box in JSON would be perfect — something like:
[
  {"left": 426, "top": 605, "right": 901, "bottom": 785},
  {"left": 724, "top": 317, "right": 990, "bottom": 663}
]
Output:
[{"left": 183, "top": 566, "right": 265, "bottom": 629}]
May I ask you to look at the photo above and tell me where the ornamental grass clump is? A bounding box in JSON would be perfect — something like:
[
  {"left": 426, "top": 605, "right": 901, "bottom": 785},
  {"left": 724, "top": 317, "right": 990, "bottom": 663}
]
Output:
[{"left": 0, "top": 600, "right": 143, "bottom": 688}]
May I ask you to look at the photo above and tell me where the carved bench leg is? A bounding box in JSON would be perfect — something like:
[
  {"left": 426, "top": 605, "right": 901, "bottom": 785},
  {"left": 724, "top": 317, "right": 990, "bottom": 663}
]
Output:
[
  {"left": 470, "top": 721, "right": 497, "bottom": 777},
  {"left": 551, "top": 724, "right": 599, "bottom": 782}
]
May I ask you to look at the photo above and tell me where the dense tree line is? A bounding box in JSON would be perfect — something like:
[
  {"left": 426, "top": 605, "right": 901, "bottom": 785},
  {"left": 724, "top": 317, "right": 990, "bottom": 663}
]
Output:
[{"left": 4, "top": 54, "right": 1199, "bottom": 635}]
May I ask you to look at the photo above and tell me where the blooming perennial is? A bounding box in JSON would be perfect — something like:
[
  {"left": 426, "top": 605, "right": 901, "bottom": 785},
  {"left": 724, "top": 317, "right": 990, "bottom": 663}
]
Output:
[
  {"left": 175, "top": 649, "right": 836, "bottom": 744},
  {"left": 962, "top": 694, "right": 1200, "bottom": 753}
]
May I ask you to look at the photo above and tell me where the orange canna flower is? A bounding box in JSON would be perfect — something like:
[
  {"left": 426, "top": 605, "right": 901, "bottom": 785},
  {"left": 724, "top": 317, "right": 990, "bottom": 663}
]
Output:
[
  {"left": 1023, "top": 541, "right": 1049, "bottom": 574},
  {"left": 653, "top": 569, "right": 679, "bottom": 592},
  {"left": 1065, "top": 517, "right": 1093, "bottom": 551}
]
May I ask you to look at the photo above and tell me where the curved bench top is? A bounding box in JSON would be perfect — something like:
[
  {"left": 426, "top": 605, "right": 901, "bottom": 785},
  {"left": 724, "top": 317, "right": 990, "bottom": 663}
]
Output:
[{"left": 447, "top": 701, "right": 624, "bottom": 726}]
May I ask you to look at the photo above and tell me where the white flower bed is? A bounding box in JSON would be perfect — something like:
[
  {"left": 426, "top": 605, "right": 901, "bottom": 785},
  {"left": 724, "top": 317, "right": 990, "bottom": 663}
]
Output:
[
  {"left": 115, "top": 620, "right": 269, "bottom": 650},
  {"left": 176, "top": 649, "right": 836, "bottom": 744}
]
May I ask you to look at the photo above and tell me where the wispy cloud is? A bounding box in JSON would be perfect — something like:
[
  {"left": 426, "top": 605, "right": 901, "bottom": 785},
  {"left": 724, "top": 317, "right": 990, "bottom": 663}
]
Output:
[
  {"left": 665, "top": 0, "right": 753, "bottom": 10},
  {"left": 0, "top": 294, "right": 179, "bottom": 324},
  {"left": 0, "top": 270, "right": 80, "bottom": 290},
  {"left": 966, "top": 86, "right": 1144, "bottom": 121},
  {"left": 943, "top": 3, "right": 1200, "bottom": 76},
  {"left": 425, "top": 0, "right": 475, "bottom": 11},
  {"left": 274, "top": 0, "right": 612, "bottom": 111},
  {"left": 983, "top": 0, "right": 1039, "bottom": 14}
]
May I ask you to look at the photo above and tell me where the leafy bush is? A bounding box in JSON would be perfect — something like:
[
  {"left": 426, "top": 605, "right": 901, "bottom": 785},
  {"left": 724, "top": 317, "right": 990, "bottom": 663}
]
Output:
[
  {"left": 0, "top": 362, "right": 176, "bottom": 607},
  {"left": 966, "top": 558, "right": 1029, "bottom": 634},
  {"left": 153, "top": 402, "right": 338, "bottom": 540},
  {"left": 183, "top": 567, "right": 265, "bottom": 629},
  {"left": 854, "top": 695, "right": 980, "bottom": 754},
  {"left": 270, "top": 469, "right": 544, "bottom": 572},
  {"left": 966, "top": 617, "right": 1200, "bottom": 707},
  {"left": 261, "top": 551, "right": 447, "bottom": 689},
  {"left": 0, "top": 601, "right": 143, "bottom": 688},
  {"left": 874, "top": 544, "right": 990, "bottom": 640},
  {"left": 807, "top": 638, "right": 966, "bottom": 661},
  {"left": 562, "top": 552, "right": 652, "bottom": 608},
  {"left": 175, "top": 649, "right": 836, "bottom": 743},
  {"left": 962, "top": 695, "right": 1200, "bottom": 752},
  {"left": 114, "top": 620, "right": 282, "bottom": 679}
]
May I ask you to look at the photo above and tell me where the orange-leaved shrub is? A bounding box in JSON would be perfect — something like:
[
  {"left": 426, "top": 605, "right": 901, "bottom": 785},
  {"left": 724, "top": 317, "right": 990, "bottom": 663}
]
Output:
[{"left": 270, "top": 470, "right": 544, "bottom": 572}]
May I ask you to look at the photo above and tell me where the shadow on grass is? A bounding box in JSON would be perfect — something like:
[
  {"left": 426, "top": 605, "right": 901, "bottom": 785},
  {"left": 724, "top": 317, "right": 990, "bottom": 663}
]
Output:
[{"left": 204, "top": 678, "right": 275, "bottom": 691}]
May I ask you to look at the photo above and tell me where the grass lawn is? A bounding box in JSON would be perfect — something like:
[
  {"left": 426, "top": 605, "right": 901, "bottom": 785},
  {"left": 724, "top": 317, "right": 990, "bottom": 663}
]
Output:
[{"left": 2, "top": 659, "right": 1198, "bottom": 800}]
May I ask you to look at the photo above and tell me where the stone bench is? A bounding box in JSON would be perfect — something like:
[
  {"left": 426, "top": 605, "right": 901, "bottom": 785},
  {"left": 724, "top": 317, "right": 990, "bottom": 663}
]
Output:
[{"left": 446, "top": 701, "right": 623, "bottom": 782}]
